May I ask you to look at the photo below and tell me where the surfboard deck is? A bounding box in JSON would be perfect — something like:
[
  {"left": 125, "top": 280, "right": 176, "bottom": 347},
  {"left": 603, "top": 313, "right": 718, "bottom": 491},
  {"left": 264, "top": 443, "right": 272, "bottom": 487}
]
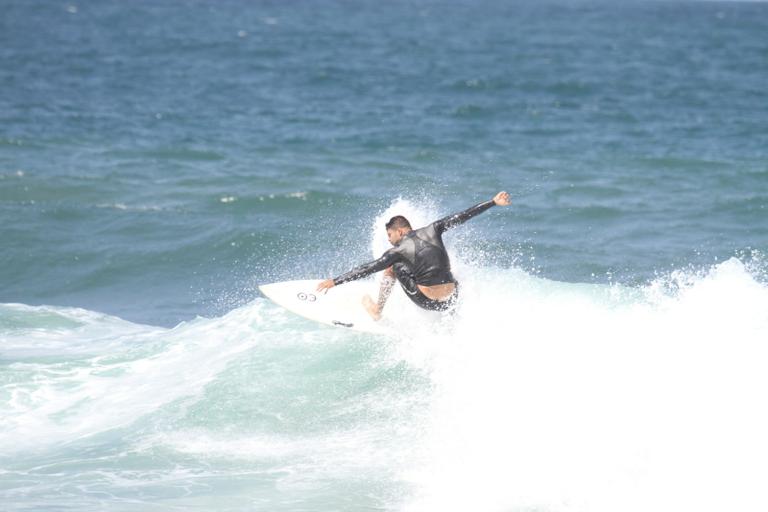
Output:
[{"left": 259, "top": 279, "right": 393, "bottom": 335}]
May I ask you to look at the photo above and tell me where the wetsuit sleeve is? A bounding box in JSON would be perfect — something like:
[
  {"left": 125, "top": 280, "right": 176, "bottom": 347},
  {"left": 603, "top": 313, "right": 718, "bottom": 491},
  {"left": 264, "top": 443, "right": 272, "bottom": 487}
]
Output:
[
  {"left": 433, "top": 199, "right": 496, "bottom": 234},
  {"left": 332, "top": 250, "right": 400, "bottom": 286}
]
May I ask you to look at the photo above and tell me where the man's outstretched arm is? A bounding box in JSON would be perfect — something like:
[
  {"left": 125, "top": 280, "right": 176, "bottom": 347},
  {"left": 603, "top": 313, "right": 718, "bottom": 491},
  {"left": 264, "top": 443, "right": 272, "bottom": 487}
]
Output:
[
  {"left": 433, "top": 191, "right": 511, "bottom": 233},
  {"left": 317, "top": 250, "right": 400, "bottom": 293}
]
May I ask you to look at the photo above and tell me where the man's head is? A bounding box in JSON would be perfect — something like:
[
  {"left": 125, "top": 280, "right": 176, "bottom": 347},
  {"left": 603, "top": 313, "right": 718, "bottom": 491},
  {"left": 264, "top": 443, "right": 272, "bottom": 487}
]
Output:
[{"left": 385, "top": 215, "right": 412, "bottom": 245}]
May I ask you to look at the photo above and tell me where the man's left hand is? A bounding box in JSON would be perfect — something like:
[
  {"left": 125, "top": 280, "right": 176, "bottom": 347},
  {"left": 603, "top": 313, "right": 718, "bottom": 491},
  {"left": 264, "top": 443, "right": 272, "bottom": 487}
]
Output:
[{"left": 493, "top": 191, "right": 511, "bottom": 206}]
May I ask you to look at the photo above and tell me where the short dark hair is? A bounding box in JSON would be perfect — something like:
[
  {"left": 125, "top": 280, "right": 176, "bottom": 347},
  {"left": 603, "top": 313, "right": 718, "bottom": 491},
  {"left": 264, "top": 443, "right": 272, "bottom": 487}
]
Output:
[{"left": 385, "top": 215, "right": 411, "bottom": 230}]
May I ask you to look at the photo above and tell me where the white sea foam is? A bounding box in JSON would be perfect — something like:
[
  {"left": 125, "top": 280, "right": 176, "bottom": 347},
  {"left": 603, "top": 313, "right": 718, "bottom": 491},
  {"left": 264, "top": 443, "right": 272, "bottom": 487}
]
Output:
[
  {"left": 0, "top": 303, "right": 270, "bottom": 454},
  {"left": 95, "top": 202, "right": 164, "bottom": 212},
  {"left": 399, "top": 259, "right": 768, "bottom": 512}
]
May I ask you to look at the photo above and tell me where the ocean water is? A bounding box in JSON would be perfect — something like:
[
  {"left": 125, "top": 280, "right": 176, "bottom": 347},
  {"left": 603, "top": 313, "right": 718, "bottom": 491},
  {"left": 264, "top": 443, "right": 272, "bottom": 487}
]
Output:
[{"left": 1, "top": 0, "right": 767, "bottom": 510}]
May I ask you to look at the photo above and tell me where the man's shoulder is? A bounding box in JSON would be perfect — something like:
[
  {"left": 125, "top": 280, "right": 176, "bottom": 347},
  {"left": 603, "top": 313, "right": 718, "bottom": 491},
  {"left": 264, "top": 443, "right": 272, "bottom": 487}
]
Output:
[
  {"left": 413, "top": 223, "right": 439, "bottom": 239},
  {"left": 415, "top": 223, "right": 438, "bottom": 234}
]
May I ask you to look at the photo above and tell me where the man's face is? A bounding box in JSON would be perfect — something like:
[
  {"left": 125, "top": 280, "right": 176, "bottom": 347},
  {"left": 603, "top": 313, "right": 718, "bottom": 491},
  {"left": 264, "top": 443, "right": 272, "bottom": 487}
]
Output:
[{"left": 387, "top": 228, "right": 404, "bottom": 246}]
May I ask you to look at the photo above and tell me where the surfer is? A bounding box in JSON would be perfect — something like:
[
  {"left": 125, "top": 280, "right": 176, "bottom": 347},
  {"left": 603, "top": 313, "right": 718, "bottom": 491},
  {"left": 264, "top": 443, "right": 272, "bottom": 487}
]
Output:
[{"left": 317, "top": 191, "right": 511, "bottom": 320}]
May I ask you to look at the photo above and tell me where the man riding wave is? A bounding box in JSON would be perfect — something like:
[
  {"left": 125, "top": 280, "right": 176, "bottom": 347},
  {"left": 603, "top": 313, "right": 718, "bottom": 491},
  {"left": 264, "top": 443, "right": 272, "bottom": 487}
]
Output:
[{"left": 317, "top": 191, "right": 511, "bottom": 320}]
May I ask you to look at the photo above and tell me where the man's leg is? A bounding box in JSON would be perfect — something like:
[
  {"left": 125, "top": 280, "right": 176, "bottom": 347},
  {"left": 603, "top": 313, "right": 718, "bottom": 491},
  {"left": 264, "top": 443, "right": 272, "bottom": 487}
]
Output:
[{"left": 362, "top": 266, "right": 396, "bottom": 320}]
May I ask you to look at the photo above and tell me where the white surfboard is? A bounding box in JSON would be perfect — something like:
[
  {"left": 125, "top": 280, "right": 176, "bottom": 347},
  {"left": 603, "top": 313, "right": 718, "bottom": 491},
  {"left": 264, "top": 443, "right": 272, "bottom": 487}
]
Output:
[{"left": 259, "top": 279, "right": 393, "bottom": 335}]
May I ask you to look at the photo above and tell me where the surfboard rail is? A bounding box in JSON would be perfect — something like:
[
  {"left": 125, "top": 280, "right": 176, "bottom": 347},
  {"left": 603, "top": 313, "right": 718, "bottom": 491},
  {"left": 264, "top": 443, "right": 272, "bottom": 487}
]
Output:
[{"left": 259, "top": 279, "right": 392, "bottom": 335}]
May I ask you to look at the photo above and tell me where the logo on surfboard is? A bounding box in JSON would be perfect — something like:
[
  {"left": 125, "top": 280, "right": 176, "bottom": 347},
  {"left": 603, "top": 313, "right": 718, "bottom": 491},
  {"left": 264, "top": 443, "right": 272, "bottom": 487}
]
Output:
[{"left": 297, "top": 292, "right": 317, "bottom": 302}]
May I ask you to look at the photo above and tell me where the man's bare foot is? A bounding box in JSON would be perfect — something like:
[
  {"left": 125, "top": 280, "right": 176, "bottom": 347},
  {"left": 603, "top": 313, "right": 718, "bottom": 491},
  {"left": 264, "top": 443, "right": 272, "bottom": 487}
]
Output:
[{"left": 362, "top": 295, "right": 381, "bottom": 321}]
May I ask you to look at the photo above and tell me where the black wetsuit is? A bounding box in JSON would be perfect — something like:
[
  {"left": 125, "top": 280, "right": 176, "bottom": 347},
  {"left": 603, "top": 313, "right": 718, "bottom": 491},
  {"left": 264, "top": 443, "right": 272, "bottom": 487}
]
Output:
[{"left": 332, "top": 199, "right": 496, "bottom": 311}]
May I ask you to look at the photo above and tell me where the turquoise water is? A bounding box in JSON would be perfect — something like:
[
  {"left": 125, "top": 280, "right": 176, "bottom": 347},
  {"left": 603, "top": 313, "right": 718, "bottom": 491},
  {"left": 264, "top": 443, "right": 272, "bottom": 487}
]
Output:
[{"left": 2, "top": 1, "right": 768, "bottom": 510}]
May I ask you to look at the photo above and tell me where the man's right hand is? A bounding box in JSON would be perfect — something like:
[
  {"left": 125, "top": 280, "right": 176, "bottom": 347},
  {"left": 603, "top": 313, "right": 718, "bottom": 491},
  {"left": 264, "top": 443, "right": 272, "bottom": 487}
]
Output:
[
  {"left": 493, "top": 191, "right": 511, "bottom": 206},
  {"left": 317, "top": 279, "right": 335, "bottom": 294}
]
